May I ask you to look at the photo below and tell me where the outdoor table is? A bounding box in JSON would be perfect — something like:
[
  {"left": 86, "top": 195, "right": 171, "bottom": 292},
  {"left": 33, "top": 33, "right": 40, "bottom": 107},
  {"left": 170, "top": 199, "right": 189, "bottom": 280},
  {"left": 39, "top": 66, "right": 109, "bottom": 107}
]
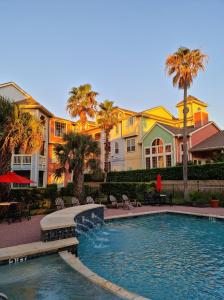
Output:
[
  {"left": 0, "top": 202, "right": 19, "bottom": 206},
  {"left": 160, "top": 194, "right": 167, "bottom": 205}
]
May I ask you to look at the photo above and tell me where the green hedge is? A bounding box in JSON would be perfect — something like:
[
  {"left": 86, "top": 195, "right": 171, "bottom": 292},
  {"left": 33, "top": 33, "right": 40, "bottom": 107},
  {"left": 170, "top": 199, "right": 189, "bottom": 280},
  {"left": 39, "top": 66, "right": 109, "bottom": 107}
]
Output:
[
  {"left": 84, "top": 172, "right": 105, "bottom": 182},
  {"left": 107, "top": 163, "right": 224, "bottom": 182}
]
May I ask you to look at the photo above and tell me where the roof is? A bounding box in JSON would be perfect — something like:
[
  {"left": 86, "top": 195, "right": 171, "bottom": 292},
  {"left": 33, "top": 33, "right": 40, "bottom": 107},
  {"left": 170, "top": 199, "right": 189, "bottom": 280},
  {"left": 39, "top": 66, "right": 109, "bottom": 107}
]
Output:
[
  {"left": 158, "top": 123, "right": 195, "bottom": 135},
  {"left": 190, "top": 131, "right": 224, "bottom": 152},
  {"left": 0, "top": 82, "right": 31, "bottom": 98},
  {"left": 140, "top": 106, "right": 176, "bottom": 120},
  {"left": 176, "top": 95, "right": 207, "bottom": 107},
  {"left": 51, "top": 115, "right": 76, "bottom": 124},
  {"left": 0, "top": 82, "right": 54, "bottom": 117},
  {"left": 17, "top": 97, "right": 54, "bottom": 117},
  {"left": 114, "top": 107, "right": 137, "bottom": 115}
]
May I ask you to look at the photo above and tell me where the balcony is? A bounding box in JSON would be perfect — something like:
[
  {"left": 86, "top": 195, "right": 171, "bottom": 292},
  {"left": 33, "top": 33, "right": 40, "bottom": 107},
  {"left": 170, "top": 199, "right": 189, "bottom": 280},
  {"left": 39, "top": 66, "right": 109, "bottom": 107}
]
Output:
[
  {"left": 12, "top": 154, "right": 32, "bottom": 169},
  {"left": 12, "top": 154, "right": 47, "bottom": 170},
  {"left": 122, "top": 124, "right": 139, "bottom": 138}
]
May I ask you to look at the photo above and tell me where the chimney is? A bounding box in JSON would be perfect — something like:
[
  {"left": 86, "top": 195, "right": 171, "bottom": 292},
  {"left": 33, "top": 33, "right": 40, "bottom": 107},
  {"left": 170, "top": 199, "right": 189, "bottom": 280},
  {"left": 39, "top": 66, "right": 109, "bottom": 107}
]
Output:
[{"left": 194, "top": 111, "right": 209, "bottom": 128}]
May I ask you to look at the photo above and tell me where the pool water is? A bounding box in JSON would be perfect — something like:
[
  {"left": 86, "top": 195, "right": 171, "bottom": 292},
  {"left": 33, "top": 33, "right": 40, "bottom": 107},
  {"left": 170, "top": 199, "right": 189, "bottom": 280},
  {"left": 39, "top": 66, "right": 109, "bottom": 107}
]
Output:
[
  {"left": 79, "top": 213, "right": 224, "bottom": 300},
  {"left": 0, "top": 254, "right": 121, "bottom": 300}
]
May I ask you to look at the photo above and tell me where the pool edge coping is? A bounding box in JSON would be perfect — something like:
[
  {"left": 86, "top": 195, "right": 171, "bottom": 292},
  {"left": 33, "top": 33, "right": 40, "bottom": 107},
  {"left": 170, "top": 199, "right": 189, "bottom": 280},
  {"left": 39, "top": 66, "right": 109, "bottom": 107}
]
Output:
[{"left": 59, "top": 250, "right": 149, "bottom": 300}]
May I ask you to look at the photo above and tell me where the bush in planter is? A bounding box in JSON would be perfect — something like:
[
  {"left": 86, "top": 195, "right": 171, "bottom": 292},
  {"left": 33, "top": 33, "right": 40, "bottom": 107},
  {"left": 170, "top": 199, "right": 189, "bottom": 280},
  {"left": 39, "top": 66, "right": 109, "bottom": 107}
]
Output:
[{"left": 189, "top": 191, "right": 209, "bottom": 207}]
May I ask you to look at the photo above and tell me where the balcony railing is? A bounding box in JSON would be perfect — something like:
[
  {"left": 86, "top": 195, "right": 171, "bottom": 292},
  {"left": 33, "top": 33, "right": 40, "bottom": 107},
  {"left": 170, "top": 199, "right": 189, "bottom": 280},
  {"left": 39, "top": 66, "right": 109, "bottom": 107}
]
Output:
[
  {"left": 13, "top": 154, "right": 32, "bottom": 166},
  {"left": 122, "top": 124, "right": 139, "bottom": 137}
]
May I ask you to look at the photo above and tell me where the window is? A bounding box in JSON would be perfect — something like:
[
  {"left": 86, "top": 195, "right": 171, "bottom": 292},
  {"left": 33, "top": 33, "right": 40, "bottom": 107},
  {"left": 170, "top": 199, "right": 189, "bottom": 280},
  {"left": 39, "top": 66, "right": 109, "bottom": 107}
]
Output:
[
  {"left": 165, "top": 145, "right": 171, "bottom": 153},
  {"left": 115, "top": 125, "right": 119, "bottom": 135},
  {"left": 145, "top": 148, "right": 150, "bottom": 155},
  {"left": 55, "top": 122, "right": 66, "bottom": 137},
  {"left": 166, "top": 155, "right": 172, "bottom": 167},
  {"left": 128, "top": 117, "right": 135, "bottom": 126},
  {"left": 158, "top": 156, "right": 164, "bottom": 168},
  {"left": 115, "top": 142, "right": 119, "bottom": 154},
  {"left": 146, "top": 157, "right": 150, "bottom": 169},
  {"left": 144, "top": 139, "right": 172, "bottom": 169},
  {"left": 127, "top": 138, "right": 135, "bottom": 152},
  {"left": 152, "top": 157, "right": 157, "bottom": 168},
  {"left": 40, "top": 141, "right": 45, "bottom": 156}
]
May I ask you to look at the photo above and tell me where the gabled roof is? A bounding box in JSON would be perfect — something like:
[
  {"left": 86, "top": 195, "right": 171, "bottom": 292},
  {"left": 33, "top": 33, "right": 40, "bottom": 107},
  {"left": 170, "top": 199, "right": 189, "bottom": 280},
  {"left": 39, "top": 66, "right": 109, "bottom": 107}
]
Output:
[
  {"left": 17, "top": 97, "right": 53, "bottom": 117},
  {"left": 158, "top": 123, "right": 195, "bottom": 135},
  {"left": 0, "top": 82, "right": 53, "bottom": 117},
  {"left": 176, "top": 95, "right": 207, "bottom": 107},
  {"left": 114, "top": 107, "right": 137, "bottom": 115},
  {"left": 141, "top": 106, "right": 176, "bottom": 120},
  {"left": 190, "top": 131, "right": 224, "bottom": 152},
  {"left": 0, "top": 82, "right": 31, "bottom": 98},
  {"left": 141, "top": 121, "right": 217, "bottom": 142}
]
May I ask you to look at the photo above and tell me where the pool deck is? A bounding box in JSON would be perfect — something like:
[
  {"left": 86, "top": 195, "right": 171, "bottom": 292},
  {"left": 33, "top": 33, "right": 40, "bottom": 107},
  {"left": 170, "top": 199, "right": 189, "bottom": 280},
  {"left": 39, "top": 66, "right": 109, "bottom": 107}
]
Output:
[{"left": 1, "top": 205, "right": 224, "bottom": 248}]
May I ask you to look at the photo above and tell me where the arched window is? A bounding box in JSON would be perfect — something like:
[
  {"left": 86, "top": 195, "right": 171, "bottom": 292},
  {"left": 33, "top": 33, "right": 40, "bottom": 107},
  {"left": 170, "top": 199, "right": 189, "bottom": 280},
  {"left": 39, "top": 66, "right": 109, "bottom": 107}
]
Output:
[{"left": 145, "top": 138, "right": 172, "bottom": 169}]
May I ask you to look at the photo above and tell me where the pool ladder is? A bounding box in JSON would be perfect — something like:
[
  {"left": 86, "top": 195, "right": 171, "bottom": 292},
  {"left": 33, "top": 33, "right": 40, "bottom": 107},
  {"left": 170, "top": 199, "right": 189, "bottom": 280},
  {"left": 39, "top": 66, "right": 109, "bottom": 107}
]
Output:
[{"left": 209, "top": 216, "right": 216, "bottom": 222}]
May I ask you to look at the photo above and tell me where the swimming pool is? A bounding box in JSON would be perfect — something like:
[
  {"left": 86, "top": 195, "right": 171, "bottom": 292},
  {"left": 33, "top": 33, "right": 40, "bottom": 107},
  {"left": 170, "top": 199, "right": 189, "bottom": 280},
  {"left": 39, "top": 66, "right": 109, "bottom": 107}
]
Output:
[
  {"left": 0, "top": 254, "right": 122, "bottom": 300},
  {"left": 78, "top": 213, "right": 224, "bottom": 300}
]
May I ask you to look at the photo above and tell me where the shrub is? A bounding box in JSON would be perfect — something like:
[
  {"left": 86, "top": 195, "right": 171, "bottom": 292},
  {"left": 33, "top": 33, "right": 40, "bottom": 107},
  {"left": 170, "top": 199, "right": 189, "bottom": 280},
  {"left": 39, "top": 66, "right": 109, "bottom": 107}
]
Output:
[
  {"left": 84, "top": 185, "right": 100, "bottom": 199},
  {"left": 84, "top": 171, "right": 105, "bottom": 182},
  {"left": 107, "top": 163, "right": 224, "bottom": 182}
]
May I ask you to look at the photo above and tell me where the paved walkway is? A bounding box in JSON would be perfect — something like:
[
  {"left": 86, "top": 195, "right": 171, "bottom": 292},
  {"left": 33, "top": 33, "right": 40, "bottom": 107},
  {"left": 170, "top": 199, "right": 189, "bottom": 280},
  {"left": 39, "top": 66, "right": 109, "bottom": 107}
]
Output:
[{"left": 1, "top": 206, "right": 224, "bottom": 248}]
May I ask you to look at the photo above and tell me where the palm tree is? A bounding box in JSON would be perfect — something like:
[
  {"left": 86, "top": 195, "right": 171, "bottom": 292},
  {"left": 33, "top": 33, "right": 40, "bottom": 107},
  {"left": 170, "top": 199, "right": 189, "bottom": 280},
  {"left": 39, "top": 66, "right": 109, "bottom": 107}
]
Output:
[
  {"left": 0, "top": 96, "right": 44, "bottom": 198},
  {"left": 97, "top": 100, "right": 118, "bottom": 181},
  {"left": 67, "top": 84, "right": 98, "bottom": 130},
  {"left": 54, "top": 132, "right": 100, "bottom": 201},
  {"left": 165, "top": 47, "right": 207, "bottom": 200}
]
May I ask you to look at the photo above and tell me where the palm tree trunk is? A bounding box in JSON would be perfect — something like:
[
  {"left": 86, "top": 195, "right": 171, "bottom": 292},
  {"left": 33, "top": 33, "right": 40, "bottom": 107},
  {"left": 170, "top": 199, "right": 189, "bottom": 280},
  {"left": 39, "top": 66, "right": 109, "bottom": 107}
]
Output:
[
  {"left": 73, "top": 171, "right": 84, "bottom": 202},
  {"left": 183, "top": 84, "right": 188, "bottom": 201},
  {"left": 104, "top": 131, "right": 110, "bottom": 182},
  {"left": 0, "top": 151, "right": 12, "bottom": 201}
]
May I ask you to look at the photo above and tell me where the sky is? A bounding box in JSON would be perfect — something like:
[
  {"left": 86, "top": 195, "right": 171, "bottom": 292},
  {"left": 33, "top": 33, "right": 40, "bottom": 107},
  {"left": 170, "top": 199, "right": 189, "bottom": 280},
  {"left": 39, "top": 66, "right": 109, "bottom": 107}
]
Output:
[{"left": 1, "top": 0, "right": 224, "bottom": 126}]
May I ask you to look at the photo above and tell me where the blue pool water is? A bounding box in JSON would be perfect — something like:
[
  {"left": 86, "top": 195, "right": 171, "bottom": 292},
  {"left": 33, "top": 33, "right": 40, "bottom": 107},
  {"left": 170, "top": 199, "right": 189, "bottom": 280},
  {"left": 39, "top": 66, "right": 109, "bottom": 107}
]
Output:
[
  {"left": 79, "top": 213, "right": 224, "bottom": 300},
  {"left": 0, "top": 254, "right": 121, "bottom": 300}
]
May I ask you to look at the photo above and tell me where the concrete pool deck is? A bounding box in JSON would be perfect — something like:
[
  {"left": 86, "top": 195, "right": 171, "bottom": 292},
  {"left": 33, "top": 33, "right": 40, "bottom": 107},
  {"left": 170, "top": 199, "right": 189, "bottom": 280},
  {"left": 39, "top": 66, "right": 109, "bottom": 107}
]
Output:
[{"left": 1, "top": 205, "right": 224, "bottom": 248}]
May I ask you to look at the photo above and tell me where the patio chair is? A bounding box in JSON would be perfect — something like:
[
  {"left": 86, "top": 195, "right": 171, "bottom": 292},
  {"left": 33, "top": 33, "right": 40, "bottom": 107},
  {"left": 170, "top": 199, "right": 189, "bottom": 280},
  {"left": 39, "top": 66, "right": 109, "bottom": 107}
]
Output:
[
  {"left": 55, "top": 197, "right": 64, "bottom": 210},
  {"left": 122, "top": 194, "right": 141, "bottom": 208},
  {"left": 122, "top": 194, "right": 134, "bottom": 210},
  {"left": 109, "top": 195, "right": 123, "bottom": 208},
  {"left": 6, "top": 203, "right": 22, "bottom": 223},
  {"left": 71, "top": 197, "right": 80, "bottom": 206},
  {"left": 86, "top": 196, "right": 95, "bottom": 204}
]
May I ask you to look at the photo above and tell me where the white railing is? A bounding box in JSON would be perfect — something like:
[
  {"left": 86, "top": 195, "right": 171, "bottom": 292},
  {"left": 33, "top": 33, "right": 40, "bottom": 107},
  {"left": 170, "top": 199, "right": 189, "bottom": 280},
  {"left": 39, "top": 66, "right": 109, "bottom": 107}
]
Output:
[{"left": 13, "top": 154, "right": 32, "bottom": 166}]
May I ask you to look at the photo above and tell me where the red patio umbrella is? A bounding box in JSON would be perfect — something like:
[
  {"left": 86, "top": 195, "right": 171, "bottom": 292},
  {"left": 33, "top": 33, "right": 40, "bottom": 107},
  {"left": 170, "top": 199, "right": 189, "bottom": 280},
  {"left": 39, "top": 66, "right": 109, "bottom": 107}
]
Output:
[
  {"left": 156, "top": 174, "right": 162, "bottom": 192},
  {"left": 0, "top": 172, "right": 34, "bottom": 184}
]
